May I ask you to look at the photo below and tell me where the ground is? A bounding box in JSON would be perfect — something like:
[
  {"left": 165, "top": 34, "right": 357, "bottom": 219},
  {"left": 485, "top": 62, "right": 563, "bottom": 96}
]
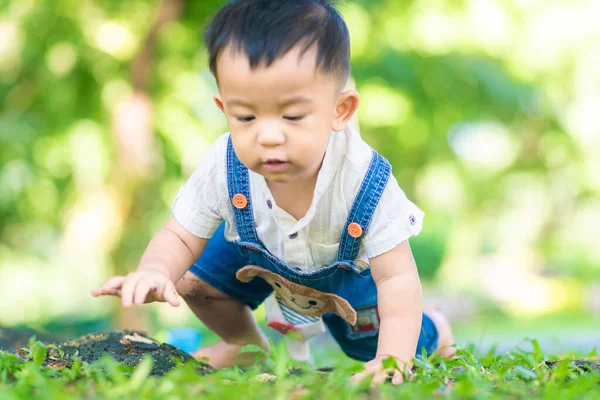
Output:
[{"left": 1, "top": 327, "right": 600, "bottom": 399}]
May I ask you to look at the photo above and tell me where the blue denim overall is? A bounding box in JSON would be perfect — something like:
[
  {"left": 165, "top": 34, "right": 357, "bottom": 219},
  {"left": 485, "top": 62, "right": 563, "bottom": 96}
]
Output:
[{"left": 189, "top": 137, "right": 438, "bottom": 361}]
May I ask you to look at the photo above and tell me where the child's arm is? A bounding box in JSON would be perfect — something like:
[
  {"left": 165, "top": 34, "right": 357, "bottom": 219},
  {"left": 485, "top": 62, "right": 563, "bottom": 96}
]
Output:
[
  {"left": 91, "top": 216, "right": 209, "bottom": 308},
  {"left": 351, "top": 240, "right": 422, "bottom": 385}
]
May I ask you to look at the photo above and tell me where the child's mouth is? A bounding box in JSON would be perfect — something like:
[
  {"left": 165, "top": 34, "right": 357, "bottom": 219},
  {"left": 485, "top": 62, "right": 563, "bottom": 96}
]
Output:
[{"left": 263, "top": 159, "right": 289, "bottom": 173}]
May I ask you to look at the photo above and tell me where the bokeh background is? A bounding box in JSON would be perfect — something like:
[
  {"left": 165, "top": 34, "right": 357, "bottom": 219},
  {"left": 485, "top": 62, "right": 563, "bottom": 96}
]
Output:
[{"left": 1, "top": 0, "right": 599, "bottom": 355}]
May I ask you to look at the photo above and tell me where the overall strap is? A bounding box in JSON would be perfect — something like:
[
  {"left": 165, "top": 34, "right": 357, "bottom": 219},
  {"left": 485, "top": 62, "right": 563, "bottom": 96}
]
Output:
[
  {"left": 336, "top": 150, "right": 391, "bottom": 262},
  {"left": 226, "top": 136, "right": 261, "bottom": 244}
]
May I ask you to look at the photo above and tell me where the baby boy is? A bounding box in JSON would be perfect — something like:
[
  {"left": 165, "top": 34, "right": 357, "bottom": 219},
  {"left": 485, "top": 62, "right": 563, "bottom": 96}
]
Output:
[{"left": 92, "top": 0, "right": 455, "bottom": 385}]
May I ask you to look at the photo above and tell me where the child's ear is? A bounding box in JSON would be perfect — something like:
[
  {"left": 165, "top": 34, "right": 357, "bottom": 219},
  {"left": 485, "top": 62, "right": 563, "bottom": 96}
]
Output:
[
  {"left": 213, "top": 93, "right": 225, "bottom": 113},
  {"left": 332, "top": 89, "right": 359, "bottom": 132}
]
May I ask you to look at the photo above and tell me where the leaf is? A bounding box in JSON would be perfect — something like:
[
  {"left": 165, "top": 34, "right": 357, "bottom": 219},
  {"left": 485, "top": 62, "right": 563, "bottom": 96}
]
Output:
[
  {"left": 32, "top": 342, "right": 47, "bottom": 367},
  {"left": 71, "top": 358, "right": 82, "bottom": 373},
  {"left": 587, "top": 347, "right": 597, "bottom": 358},
  {"left": 19, "top": 347, "right": 31, "bottom": 357},
  {"left": 382, "top": 356, "right": 399, "bottom": 370},
  {"left": 129, "top": 355, "right": 153, "bottom": 391},
  {"left": 273, "top": 339, "right": 290, "bottom": 378},
  {"left": 238, "top": 344, "right": 268, "bottom": 355},
  {"left": 353, "top": 373, "right": 374, "bottom": 392},
  {"left": 46, "top": 344, "right": 64, "bottom": 359},
  {"left": 531, "top": 339, "right": 544, "bottom": 362},
  {"left": 513, "top": 366, "right": 537, "bottom": 381}
]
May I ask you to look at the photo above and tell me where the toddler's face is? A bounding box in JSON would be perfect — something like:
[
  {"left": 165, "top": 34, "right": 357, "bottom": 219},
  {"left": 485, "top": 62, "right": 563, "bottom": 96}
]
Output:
[{"left": 213, "top": 44, "right": 353, "bottom": 186}]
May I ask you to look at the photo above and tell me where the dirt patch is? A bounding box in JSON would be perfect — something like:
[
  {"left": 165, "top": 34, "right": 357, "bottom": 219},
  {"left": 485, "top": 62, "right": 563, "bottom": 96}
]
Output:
[
  {"left": 1, "top": 328, "right": 212, "bottom": 376},
  {"left": 44, "top": 330, "right": 213, "bottom": 376}
]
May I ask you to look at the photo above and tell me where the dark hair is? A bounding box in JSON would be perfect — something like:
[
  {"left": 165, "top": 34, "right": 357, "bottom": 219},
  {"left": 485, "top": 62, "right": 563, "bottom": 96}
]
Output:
[{"left": 205, "top": 0, "right": 350, "bottom": 86}]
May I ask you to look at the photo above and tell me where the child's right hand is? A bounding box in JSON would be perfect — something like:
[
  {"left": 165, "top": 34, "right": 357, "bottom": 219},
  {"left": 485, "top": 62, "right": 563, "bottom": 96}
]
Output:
[{"left": 91, "top": 269, "right": 181, "bottom": 308}]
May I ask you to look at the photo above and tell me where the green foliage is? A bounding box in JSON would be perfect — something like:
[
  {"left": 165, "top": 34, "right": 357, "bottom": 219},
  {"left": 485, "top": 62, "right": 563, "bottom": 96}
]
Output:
[
  {"left": 1, "top": 0, "right": 599, "bottom": 326},
  {"left": 1, "top": 340, "right": 600, "bottom": 399},
  {"left": 409, "top": 229, "right": 447, "bottom": 280}
]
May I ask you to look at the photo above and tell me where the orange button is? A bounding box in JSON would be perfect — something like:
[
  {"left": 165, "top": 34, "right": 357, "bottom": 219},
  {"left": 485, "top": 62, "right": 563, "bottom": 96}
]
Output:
[
  {"left": 232, "top": 194, "right": 248, "bottom": 209},
  {"left": 347, "top": 222, "right": 363, "bottom": 238}
]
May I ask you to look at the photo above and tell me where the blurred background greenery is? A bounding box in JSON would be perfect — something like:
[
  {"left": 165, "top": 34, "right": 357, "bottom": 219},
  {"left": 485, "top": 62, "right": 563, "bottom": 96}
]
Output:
[{"left": 1, "top": 0, "right": 599, "bottom": 353}]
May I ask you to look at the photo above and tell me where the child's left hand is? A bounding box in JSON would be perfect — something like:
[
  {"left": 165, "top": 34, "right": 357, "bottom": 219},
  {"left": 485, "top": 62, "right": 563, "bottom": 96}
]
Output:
[{"left": 351, "top": 356, "right": 409, "bottom": 386}]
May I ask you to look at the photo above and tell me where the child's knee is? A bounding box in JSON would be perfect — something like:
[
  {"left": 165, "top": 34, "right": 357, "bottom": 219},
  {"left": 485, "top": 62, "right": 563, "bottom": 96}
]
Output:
[{"left": 175, "top": 271, "right": 230, "bottom": 304}]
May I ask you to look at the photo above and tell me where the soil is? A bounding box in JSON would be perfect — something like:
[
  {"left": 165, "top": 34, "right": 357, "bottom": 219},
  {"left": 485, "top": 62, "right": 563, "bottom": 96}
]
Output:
[{"left": 1, "top": 327, "right": 212, "bottom": 376}]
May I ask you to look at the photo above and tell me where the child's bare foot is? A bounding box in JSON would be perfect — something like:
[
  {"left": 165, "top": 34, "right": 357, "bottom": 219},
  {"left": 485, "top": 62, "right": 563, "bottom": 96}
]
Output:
[
  {"left": 191, "top": 338, "right": 269, "bottom": 369},
  {"left": 424, "top": 306, "right": 456, "bottom": 358}
]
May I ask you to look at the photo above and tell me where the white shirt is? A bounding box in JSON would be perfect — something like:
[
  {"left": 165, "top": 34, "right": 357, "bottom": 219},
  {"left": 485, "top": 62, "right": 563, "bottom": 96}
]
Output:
[{"left": 172, "top": 124, "right": 424, "bottom": 272}]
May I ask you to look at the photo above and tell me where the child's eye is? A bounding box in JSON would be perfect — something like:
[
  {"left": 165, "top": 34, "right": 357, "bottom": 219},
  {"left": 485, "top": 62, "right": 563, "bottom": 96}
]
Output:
[
  {"left": 284, "top": 116, "right": 304, "bottom": 121},
  {"left": 237, "top": 116, "right": 255, "bottom": 122}
]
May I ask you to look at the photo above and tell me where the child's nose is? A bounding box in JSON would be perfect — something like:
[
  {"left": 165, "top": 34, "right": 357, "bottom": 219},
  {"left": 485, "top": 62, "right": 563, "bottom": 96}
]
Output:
[{"left": 257, "top": 122, "right": 285, "bottom": 146}]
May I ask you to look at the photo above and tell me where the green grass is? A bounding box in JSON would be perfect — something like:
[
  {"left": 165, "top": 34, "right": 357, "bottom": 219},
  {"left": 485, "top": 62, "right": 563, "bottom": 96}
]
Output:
[{"left": 1, "top": 338, "right": 599, "bottom": 399}]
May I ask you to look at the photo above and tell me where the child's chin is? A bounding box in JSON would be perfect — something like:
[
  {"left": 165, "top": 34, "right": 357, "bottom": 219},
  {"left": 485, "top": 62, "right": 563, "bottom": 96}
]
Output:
[{"left": 262, "top": 174, "right": 290, "bottom": 183}]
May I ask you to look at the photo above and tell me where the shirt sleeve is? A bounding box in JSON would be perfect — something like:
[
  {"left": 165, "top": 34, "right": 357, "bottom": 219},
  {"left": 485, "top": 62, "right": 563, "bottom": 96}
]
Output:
[
  {"left": 363, "top": 174, "right": 425, "bottom": 259},
  {"left": 171, "top": 134, "right": 229, "bottom": 238}
]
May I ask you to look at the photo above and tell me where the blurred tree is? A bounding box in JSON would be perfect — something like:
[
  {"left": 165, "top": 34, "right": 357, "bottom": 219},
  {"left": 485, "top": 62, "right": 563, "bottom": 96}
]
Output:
[{"left": 0, "top": 0, "right": 597, "bottom": 326}]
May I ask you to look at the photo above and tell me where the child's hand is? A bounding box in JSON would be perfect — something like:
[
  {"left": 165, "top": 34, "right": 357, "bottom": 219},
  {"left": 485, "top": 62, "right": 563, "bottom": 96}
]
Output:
[
  {"left": 350, "top": 356, "right": 409, "bottom": 386},
  {"left": 91, "top": 270, "right": 181, "bottom": 308}
]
